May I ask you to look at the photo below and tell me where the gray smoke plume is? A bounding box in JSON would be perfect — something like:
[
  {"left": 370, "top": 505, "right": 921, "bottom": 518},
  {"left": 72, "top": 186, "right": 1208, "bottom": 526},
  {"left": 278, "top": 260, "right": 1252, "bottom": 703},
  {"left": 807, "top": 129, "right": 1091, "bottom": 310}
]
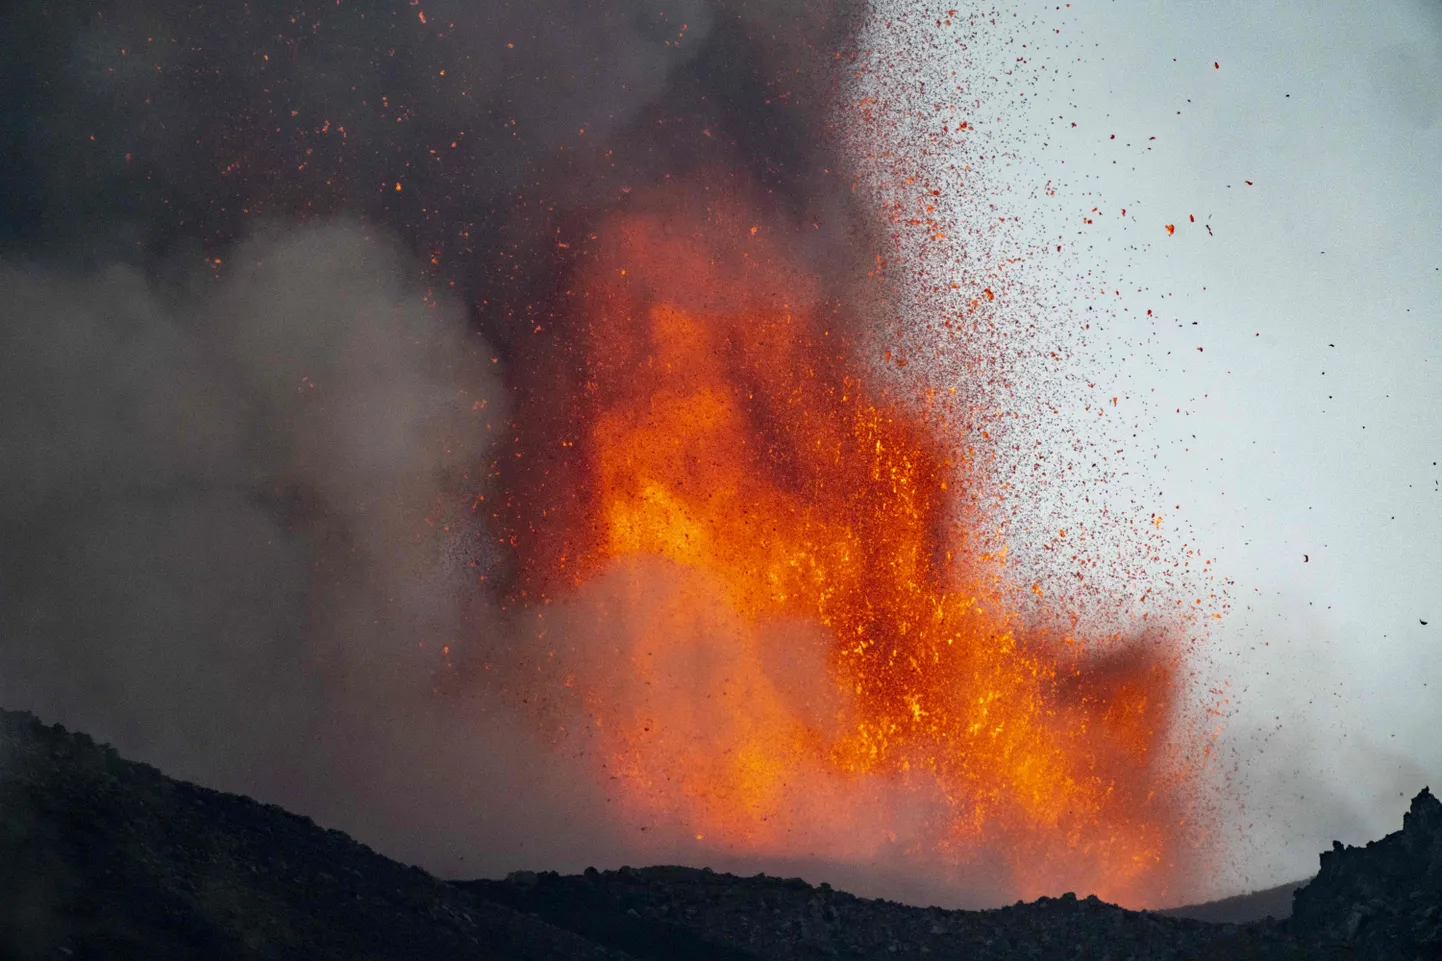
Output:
[
  {"left": 0, "top": 0, "right": 875, "bottom": 885},
  {"left": 0, "top": 220, "right": 665, "bottom": 876},
  {"left": 0, "top": 227, "right": 439, "bottom": 782}
]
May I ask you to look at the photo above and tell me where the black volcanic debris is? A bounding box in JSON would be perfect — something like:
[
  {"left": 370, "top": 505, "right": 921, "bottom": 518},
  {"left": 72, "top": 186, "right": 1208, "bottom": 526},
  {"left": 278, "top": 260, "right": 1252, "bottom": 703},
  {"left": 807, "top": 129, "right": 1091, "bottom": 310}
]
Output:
[
  {"left": 464, "top": 868, "right": 1303, "bottom": 961},
  {"left": 1290, "top": 787, "right": 1442, "bottom": 958},
  {"left": 0, "top": 710, "right": 623, "bottom": 961},
  {"left": 7, "top": 709, "right": 1442, "bottom": 960}
]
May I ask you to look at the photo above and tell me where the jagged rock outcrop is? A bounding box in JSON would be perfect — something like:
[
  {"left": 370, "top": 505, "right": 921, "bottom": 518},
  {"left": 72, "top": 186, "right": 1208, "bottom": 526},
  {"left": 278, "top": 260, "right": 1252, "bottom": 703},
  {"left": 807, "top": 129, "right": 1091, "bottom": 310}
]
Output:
[{"left": 1291, "top": 787, "right": 1442, "bottom": 959}]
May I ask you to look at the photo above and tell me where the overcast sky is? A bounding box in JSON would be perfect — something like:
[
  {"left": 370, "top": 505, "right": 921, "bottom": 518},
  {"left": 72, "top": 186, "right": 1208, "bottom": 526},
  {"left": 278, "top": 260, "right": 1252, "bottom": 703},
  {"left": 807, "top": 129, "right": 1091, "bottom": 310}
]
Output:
[{"left": 959, "top": 0, "right": 1442, "bottom": 888}]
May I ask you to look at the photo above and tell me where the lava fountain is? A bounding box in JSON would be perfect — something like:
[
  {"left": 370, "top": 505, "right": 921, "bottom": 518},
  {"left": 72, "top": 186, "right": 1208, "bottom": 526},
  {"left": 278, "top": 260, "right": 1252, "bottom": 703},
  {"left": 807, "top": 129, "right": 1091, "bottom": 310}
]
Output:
[{"left": 492, "top": 182, "right": 1198, "bottom": 907}]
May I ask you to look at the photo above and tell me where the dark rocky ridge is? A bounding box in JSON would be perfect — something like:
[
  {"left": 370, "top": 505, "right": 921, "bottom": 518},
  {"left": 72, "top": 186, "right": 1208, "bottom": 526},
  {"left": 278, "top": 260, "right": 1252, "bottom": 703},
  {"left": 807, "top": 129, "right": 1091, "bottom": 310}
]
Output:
[
  {"left": 2, "top": 707, "right": 1438, "bottom": 960},
  {"left": 1292, "top": 785, "right": 1442, "bottom": 957},
  {"left": 0, "top": 709, "right": 623, "bottom": 961},
  {"left": 461, "top": 868, "right": 1313, "bottom": 961}
]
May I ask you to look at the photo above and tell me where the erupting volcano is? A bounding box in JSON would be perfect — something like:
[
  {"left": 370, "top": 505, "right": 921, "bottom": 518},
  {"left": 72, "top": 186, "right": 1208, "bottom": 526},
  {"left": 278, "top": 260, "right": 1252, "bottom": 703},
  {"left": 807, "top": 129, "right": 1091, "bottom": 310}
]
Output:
[
  {"left": 490, "top": 181, "right": 1199, "bottom": 906},
  {"left": 0, "top": 0, "right": 1228, "bottom": 919}
]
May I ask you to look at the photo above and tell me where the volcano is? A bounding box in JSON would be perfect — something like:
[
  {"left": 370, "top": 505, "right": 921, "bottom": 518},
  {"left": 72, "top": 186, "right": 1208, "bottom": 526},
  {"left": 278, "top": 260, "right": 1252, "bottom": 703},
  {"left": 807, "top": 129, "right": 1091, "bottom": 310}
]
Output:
[{"left": 3, "top": 0, "right": 1218, "bottom": 917}]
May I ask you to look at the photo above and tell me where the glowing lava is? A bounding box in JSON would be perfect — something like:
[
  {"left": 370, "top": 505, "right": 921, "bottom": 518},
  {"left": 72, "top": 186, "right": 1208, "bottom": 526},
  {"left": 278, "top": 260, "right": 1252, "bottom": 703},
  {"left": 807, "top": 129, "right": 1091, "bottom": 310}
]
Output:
[{"left": 500, "top": 189, "right": 1195, "bottom": 906}]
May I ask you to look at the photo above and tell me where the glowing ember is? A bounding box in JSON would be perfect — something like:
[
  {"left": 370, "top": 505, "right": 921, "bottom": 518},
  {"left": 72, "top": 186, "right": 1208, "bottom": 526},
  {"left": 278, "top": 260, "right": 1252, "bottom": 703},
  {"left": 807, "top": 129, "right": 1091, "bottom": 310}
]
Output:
[{"left": 499, "top": 189, "right": 1195, "bottom": 906}]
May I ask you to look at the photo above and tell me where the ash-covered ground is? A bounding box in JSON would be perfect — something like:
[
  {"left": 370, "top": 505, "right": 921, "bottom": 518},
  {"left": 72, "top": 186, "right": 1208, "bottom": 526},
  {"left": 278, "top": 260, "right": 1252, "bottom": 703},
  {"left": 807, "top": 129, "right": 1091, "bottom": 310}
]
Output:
[{"left": 3, "top": 708, "right": 1439, "bottom": 960}]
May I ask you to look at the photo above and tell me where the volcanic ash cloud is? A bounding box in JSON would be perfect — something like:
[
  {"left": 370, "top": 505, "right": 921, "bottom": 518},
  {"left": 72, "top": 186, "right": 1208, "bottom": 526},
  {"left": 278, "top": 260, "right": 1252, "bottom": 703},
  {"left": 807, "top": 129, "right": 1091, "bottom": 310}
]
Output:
[{"left": 0, "top": 223, "right": 618, "bottom": 873}]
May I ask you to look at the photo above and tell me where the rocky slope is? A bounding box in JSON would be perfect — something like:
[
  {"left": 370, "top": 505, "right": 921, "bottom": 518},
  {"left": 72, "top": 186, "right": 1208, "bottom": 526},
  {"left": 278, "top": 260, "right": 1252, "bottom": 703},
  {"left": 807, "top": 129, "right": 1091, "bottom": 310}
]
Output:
[
  {"left": 2, "top": 707, "right": 1438, "bottom": 960},
  {"left": 1292, "top": 786, "right": 1442, "bottom": 959},
  {"left": 0, "top": 710, "right": 623, "bottom": 961}
]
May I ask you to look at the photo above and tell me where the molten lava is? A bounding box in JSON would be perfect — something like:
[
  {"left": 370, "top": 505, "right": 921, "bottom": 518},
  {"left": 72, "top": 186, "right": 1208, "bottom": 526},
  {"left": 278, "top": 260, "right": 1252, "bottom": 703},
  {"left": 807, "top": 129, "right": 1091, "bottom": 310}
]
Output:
[{"left": 501, "top": 190, "right": 1193, "bottom": 906}]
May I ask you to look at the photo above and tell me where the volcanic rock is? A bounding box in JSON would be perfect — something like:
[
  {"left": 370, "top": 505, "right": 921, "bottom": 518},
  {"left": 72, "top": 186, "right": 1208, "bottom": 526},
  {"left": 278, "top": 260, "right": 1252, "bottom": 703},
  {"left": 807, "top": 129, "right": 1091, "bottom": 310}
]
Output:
[
  {"left": 464, "top": 869, "right": 1316, "bottom": 961},
  {"left": 0, "top": 709, "right": 623, "bottom": 961},
  {"left": 1291, "top": 786, "right": 1442, "bottom": 959},
  {"left": 4, "top": 706, "right": 1440, "bottom": 959}
]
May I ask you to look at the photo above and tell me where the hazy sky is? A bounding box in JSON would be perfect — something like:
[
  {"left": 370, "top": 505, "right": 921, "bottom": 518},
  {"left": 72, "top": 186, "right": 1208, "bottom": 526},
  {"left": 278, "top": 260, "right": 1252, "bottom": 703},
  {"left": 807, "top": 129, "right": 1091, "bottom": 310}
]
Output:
[{"left": 959, "top": 0, "right": 1442, "bottom": 887}]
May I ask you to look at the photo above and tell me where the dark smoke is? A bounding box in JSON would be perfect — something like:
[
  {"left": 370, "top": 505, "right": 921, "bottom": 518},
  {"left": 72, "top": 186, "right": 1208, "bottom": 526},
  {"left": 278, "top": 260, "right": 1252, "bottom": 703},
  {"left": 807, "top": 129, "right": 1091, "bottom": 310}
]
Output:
[
  {"left": 0, "top": 0, "right": 867, "bottom": 283},
  {"left": 0, "top": 0, "right": 875, "bottom": 880}
]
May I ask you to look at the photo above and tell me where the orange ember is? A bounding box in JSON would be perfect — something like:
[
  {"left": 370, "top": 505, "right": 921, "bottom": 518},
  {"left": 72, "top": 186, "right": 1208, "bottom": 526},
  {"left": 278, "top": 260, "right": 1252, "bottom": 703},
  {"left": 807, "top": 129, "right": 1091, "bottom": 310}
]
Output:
[{"left": 503, "top": 190, "right": 1193, "bottom": 906}]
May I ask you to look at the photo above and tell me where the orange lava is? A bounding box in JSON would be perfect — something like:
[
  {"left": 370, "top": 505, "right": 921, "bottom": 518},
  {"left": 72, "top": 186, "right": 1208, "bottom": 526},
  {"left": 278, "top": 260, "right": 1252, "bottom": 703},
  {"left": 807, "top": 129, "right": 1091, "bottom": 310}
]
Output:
[{"left": 502, "top": 189, "right": 1194, "bottom": 906}]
